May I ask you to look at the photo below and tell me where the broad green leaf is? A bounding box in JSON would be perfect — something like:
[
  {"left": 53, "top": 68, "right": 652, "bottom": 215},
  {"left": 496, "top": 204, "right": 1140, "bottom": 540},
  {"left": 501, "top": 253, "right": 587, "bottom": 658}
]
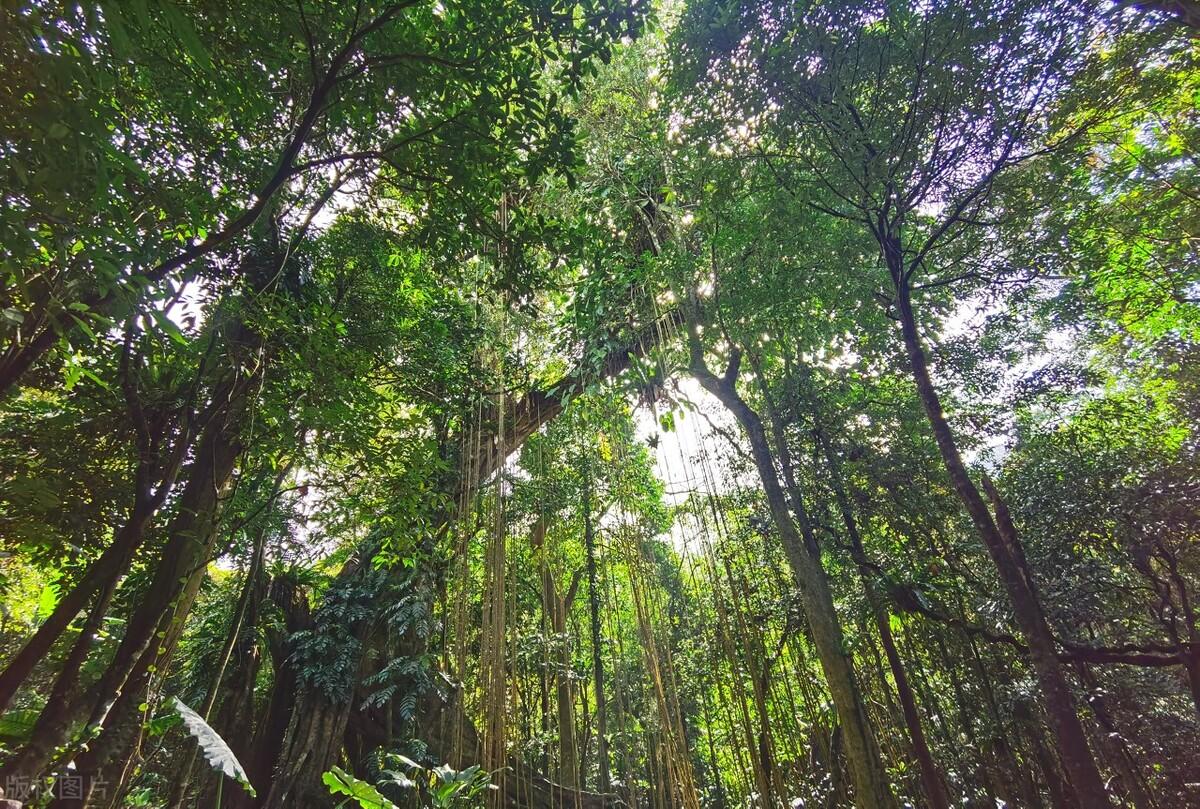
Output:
[
  {"left": 171, "top": 697, "right": 256, "bottom": 797},
  {"left": 322, "top": 766, "right": 398, "bottom": 809}
]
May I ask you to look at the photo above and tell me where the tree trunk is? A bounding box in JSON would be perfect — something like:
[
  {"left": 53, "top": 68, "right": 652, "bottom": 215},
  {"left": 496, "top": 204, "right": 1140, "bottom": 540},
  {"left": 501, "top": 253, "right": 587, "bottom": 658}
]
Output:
[
  {"left": 0, "top": 496, "right": 155, "bottom": 714},
  {"left": 0, "top": 572, "right": 121, "bottom": 783},
  {"left": 817, "top": 430, "right": 951, "bottom": 809},
  {"left": 259, "top": 551, "right": 372, "bottom": 809},
  {"left": 582, "top": 467, "right": 611, "bottom": 794},
  {"left": 960, "top": 632, "right": 1044, "bottom": 809},
  {"left": 688, "top": 330, "right": 897, "bottom": 809},
  {"left": 711, "top": 557, "right": 775, "bottom": 805},
  {"left": 166, "top": 521, "right": 267, "bottom": 809},
  {"left": 53, "top": 544, "right": 212, "bottom": 809},
  {"left": 259, "top": 694, "right": 355, "bottom": 809},
  {"left": 1076, "top": 664, "right": 1157, "bottom": 809},
  {"left": 225, "top": 575, "right": 310, "bottom": 809},
  {"left": 892, "top": 274, "right": 1110, "bottom": 807},
  {"left": 37, "top": 368, "right": 252, "bottom": 807},
  {"left": 1019, "top": 705, "right": 1080, "bottom": 809},
  {"left": 532, "top": 519, "right": 579, "bottom": 789}
]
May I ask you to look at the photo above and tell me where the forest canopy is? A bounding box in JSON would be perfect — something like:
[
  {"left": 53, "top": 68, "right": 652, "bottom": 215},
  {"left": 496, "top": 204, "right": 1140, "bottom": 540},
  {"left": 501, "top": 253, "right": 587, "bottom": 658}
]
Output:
[{"left": 0, "top": 1, "right": 1198, "bottom": 808}]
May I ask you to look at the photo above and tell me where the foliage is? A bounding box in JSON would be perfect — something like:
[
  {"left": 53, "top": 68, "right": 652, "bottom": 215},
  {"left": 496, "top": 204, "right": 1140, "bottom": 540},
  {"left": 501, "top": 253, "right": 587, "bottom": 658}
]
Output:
[
  {"left": 170, "top": 696, "right": 256, "bottom": 796},
  {"left": 324, "top": 759, "right": 495, "bottom": 809}
]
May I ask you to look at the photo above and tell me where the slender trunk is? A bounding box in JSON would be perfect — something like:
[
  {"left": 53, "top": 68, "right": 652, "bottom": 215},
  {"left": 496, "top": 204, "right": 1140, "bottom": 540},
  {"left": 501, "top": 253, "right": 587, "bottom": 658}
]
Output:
[
  {"left": 582, "top": 469, "right": 611, "bottom": 794},
  {"left": 1020, "top": 706, "right": 1080, "bottom": 809},
  {"left": 1184, "top": 652, "right": 1200, "bottom": 721},
  {"left": 37, "top": 378, "right": 250, "bottom": 808},
  {"left": 861, "top": 612, "right": 901, "bottom": 724},
  {"left": 1075, "top": 664, "right": 1157, "bottom": 809},
  {"left": 817, "top": 431, "right": 951, "bottom": 809},
  {"left": 226, "top": 575, "right": 309, "bottom": 809},
  {"left": 60, "top": 612, "right": 173, "bottom": 808},
  {"left": 960, "top": 633, "right": 1043, "bottom": 809},
  {"left": 827, "top": 723, "right": 846, "bottom": 809},
  {"left": 698, "top": 681, "right": 728, "bottom": 809},
  {"left": 1160, "top": 553, "right": 1200, "bottom": 719},
  {"left": 688, "top": 332, "right": 897, "bottom": 809},
  {"left": 540, "top": 616, "right": 553, "bottom": 778},
  {"left": 0, "top": 572, "right": 121, "bottom": 782},
  {"left": 711, "top": 556, "right": 773, "bottom": 803},
  {"left": 52, "top": 545, "right": 211, "bottom": 809},
  {"left": 555, "top": 638, "right": 578, "bottom": 789},
  {"left": 720, "top": 545, "right": 784, "bottom": 804},
  {"left": 166, "top": 522, "right": 267, "bottom": 809},
  {"left": 892, "top": 275, "right": 1110, "bottom": 807},
  {"left": 0, "top": 499, "right": 154, "bottom": 714},
  {"left": 530, "top": 517, "right": 580, "bottom": 789}
]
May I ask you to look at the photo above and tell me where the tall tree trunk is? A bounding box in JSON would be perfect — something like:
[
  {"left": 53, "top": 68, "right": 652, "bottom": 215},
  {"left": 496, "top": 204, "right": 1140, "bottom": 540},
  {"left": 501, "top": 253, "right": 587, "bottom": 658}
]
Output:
[
  {"left": 55, "top": 541, "right": 213, "bottom": 809},
  {"left": 0, "top": 489, "right": 159, "bottom": 714},
  {"left": 260, "top": 693, "right": 355, "bottom": 809},
  {"left": 892, "top": 273, "right": 1110, "bottom": 807},
  {"left": 226, "top": 575, "right": 310, "bottom": 809},
  {"left": 0, "top": 572, "right": 121, "bottom": 783},
  {"left": 116, "top": 566, "right": 215, "bottom": 808},
  {"left": 531, "top": 519, "right": 579, "bottom": 789},
  {"left": 0, "top": 301, "right": 254, "bottom": 747},
  {"left": 259, "top": 551, "right": 372, "bottom": 809},
  {"left": 688, "top": 327, "right": 897, "bottom": 809},
  {"left": 38, "top": 364, "right": 254, "bottom": 807},
  {"left": 166, "top": 519, "right": 268, "bottom": 809},
  {"left": 1075, "top": 664, "right": 1157, "bottom": 809},
  {"left": 817, "top": 430, "right": 951, "bottom": 809},
  {"left": 582, "top": 466, "right": 611, "bottom": 794},
  {"left": 1018, "top": 703, "right": 1080, "bottom": 809},
  {"left": 960, "top": 633, "right": 1044, "bottom": 809}
]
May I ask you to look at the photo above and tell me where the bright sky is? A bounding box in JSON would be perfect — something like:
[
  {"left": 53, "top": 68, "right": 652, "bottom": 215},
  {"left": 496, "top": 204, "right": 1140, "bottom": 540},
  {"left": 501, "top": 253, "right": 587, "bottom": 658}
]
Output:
[{"left": 631, "top": 377, "right": 749, "bottom": 553}]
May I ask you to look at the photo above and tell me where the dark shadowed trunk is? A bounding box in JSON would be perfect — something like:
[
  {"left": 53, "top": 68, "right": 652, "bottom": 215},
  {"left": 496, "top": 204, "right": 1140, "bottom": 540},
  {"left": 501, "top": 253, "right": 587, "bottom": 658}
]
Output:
[
  {"left": 582, "top": 466, "right": 611, "bottom": 794},
  {"left": 815, "top": 429, "right": 951, "bottom": 809},
  {"left": 891, "top": 270, "right": 1110, "bottom": 807},
  {"left": 228, "top": 574, "right": 311, "bottom": 809},
  {"left": 688, "top": 320, "right": 897, "bottom": 809},
  {"left": 37, "top": 354, "right": 258, "bottom": 807}
]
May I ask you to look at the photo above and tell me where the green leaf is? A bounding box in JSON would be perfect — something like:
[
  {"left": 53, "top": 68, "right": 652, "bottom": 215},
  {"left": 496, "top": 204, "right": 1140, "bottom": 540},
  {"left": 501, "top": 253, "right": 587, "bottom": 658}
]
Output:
[
  {"left": 69, "top": 313, "right": 97, "bottom": 342},
  {"left": 322, "top": 766, "right": 398, "bottom": 809},
  {"left": 36, "top": 582, "right": 59, "bottom": 620},
  {"left": 146, "top": 712, "right": 182, "bottom": 737},
  {"left": 159, "top": 2, "right": 212, "bottom": 71},
  {"left": 0, "top": 709, "right": 40, "bottom": 744},
  {"left": 150, "top": 308, "right": 189, "bottom": 345},
  {"left": 171, "top": 697, "right": 256, "bottom": 797}
]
